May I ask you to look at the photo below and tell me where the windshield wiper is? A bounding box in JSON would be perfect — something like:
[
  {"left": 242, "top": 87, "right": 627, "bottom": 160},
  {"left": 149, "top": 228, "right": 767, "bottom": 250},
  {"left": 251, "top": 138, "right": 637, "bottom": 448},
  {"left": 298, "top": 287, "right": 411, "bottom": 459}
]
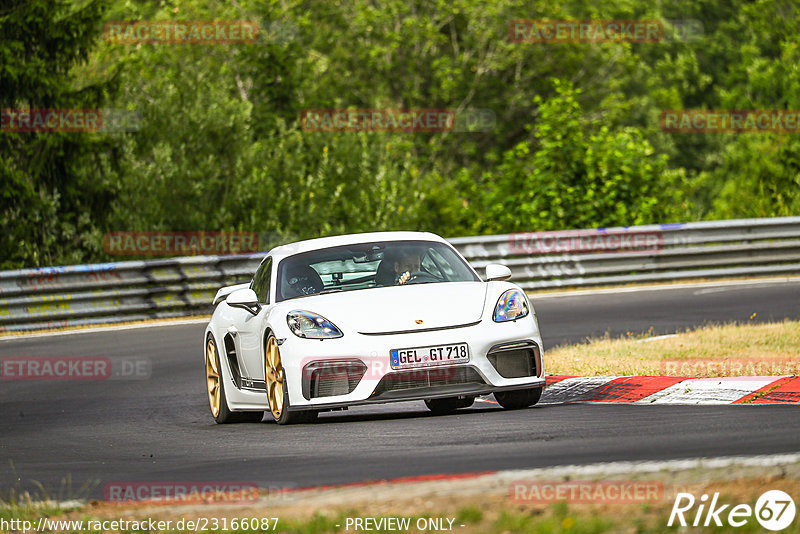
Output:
[
  {"left": 317, "top": 287, "right": 344, "bottom": 295},
  {"left": 284, "top": 287, "right": 343, "bottom": 301}
]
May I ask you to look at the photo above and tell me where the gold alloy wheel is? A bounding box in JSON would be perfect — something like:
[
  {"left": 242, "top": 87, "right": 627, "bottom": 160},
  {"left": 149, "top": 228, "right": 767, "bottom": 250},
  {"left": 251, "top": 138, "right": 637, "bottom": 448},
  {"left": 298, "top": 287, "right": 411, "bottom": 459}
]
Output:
[
  {"left": 206, "top": 337, "right": 221, "bottom": 418},
  {"left": 265, "top": 336, "right": 285, "bottom": 420}
]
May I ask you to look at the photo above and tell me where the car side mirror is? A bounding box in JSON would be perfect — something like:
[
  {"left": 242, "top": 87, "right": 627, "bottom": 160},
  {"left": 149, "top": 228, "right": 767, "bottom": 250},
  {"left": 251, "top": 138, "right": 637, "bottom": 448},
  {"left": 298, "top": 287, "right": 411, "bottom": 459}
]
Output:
[
  {"left": 227, "top": 288, "right": 261, "bottom": 316},
  {"left": 485, "top": 263, "right": 512, "bottom": 282}
]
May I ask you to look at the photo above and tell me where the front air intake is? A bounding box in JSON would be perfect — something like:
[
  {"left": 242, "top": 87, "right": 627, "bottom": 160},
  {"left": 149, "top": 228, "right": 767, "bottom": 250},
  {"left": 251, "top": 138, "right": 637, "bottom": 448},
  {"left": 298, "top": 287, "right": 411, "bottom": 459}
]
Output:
[
  {"left": 486, "top": 341, "right": 540, "bottom": 378},
  {"left": 302, "top": 360, "right": 367, "bottom": 400},
  {"left": 370, "top": 366, "right": 485, "bottom": 397}
]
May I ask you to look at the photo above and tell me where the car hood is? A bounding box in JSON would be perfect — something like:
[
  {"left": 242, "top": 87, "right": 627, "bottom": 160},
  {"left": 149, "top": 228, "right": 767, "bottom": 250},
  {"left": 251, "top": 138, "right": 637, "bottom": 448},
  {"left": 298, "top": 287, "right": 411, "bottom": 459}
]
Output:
[{"left": 278, "top": 281, "right": 488, "bottom": 334}]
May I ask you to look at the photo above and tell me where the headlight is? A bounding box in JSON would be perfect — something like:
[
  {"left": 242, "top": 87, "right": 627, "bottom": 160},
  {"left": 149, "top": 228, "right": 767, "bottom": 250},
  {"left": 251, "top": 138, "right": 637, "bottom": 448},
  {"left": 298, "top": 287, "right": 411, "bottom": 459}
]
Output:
[
  {"left": 286, "top": 310, "right": 343, "bottom": 339},
  {"left": 493, "top": 289, "right": 529, "bottom": 322}
]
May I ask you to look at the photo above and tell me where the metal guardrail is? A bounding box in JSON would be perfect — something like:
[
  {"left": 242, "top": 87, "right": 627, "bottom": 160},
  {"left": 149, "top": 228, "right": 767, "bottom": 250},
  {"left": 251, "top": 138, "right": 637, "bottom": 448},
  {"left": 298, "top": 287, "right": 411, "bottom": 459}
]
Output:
[{"left": 1, "top": 217, "right": 799, "bottom": 332}]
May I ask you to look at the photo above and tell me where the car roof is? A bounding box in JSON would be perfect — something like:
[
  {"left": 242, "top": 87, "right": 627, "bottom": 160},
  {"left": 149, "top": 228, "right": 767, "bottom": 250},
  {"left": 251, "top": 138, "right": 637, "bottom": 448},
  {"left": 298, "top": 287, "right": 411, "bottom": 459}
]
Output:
[{"left": 267, "top": 231, "right": 448, "bottom": 259}]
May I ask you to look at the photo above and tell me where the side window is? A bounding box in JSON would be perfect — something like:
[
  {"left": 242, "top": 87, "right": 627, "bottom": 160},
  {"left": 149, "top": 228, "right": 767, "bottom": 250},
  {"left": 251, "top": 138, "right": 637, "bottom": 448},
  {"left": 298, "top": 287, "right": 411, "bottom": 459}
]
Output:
[
  {"left": 251, "top": 257, "right": 272, "bottom": 304},
  {"left": 425, "top": 248, "right": 453, "bottom": 279},
  {"left": 421, "top": 250, "right": 443, "bottom": 278}
]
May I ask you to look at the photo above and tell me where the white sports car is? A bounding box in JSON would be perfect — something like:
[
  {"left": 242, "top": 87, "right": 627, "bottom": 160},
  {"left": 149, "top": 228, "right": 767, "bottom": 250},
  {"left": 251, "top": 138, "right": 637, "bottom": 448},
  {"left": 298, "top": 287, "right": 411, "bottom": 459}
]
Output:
[{"left": 204, "top": 231, "right": 545, "bottom": 424}]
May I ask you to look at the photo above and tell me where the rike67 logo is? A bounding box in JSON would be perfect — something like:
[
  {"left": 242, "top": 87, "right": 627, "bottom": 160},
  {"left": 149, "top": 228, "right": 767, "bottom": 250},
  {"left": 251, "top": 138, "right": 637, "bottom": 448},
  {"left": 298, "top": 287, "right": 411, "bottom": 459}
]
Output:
[{"left": 669, "top": 490, "right": 796, "bottom": 531}]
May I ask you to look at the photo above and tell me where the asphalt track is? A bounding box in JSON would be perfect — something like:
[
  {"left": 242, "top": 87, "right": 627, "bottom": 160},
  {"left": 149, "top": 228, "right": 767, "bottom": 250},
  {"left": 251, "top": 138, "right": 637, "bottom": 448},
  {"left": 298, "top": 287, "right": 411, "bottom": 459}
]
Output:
[{"left": 1, "top": 279, "right": 799, "bottom": 499}]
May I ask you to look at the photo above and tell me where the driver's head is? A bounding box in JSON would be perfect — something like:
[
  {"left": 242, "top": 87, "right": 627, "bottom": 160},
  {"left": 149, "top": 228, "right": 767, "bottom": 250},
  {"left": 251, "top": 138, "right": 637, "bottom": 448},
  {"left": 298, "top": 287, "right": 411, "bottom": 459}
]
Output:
[
  {"left": 394, "top": 252, "right": 420, "bottom": 275},
  {"left": 382, "top": 247, "right": 421, "bottom": 276}
]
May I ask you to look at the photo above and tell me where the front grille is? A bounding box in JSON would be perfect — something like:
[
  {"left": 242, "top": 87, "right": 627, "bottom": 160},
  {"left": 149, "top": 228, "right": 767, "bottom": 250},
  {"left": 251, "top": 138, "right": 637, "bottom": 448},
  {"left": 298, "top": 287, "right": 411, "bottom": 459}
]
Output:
[
  {"left": 487, "top": 341, "right": 540, "bottom": 378},
  {"left": 302, "top": 360, "right": 367, "bottom": 400},
  {"left": 371, "top": 366, "right": 485, "bottom": 396}
]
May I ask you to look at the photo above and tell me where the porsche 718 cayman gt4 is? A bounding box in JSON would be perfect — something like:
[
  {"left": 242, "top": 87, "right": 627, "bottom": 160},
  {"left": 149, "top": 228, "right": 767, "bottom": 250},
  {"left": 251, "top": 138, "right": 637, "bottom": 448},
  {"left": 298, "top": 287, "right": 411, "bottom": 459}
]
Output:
[{"left": 204, "top": 231, "right": 545, "bottom": 424}]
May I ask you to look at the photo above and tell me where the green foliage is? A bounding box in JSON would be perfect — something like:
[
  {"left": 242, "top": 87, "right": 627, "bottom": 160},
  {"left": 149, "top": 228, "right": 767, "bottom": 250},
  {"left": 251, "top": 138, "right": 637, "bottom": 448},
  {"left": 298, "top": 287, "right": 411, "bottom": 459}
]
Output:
[
  {"left": 1, "top": 0, "right": 799, "bottom": 268},
  {"left": 710, "top": 135, "right": 800, "bottom": 219},
  {"left": 480, "top": 81, "right": 685, "bottom": 233},
  {"left": 0, "top": 0, "right": 119, "bottom": 269}
]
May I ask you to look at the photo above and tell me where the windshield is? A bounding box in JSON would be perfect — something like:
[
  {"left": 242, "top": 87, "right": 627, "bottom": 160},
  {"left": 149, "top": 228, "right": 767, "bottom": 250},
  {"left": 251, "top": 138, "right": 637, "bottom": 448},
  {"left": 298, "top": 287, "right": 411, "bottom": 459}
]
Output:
[{"left": 275, "top": 240, "right": 479, "bottom": 302}]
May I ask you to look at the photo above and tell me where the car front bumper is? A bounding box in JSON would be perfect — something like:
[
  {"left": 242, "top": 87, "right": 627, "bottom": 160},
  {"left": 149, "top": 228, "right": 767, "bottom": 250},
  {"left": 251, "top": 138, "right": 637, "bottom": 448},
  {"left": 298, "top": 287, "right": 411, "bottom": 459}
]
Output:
[{"left": 280, "top": 316, "right": 545, "bottom": 410}]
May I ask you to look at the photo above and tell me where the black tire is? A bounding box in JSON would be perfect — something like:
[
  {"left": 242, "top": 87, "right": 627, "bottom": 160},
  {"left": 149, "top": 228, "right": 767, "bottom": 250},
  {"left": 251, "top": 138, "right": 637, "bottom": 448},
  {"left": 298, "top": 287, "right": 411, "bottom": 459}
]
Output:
[
  {"left": 237, "top": 411, "right": 265, "bottom": 423},
  {"left": 494, "top": 387, "right": 542, "bottom": 410},
  {"left": 424, "top": 396, "right": 475, "bottom": 414},
  {"left": 207, "top": 335, "right": 264, "bottom": 424},
  {"left": 266, "top": 335, "right": 318, "bottom": 425},
  {"left": 212, "top": 363, "right": 237, "bottom": 424},
  {"left": 273, "top": 375, "right": 318, "bottom": 425},
  {"left": 296, "top": 409, "right": 319, "bottom": 424}
]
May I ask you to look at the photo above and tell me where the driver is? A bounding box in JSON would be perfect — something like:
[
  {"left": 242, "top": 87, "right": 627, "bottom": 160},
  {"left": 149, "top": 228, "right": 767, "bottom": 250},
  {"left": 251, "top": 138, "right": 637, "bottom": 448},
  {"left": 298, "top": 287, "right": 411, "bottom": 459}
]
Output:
[{"left": 384, "top": 248, "right": 422, "bottom": 285}]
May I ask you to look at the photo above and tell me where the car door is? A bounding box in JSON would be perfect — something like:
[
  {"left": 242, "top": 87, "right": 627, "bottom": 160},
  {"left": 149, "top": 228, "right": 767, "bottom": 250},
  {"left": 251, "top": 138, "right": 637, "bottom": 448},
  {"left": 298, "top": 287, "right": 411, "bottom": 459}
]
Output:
[{"left": 233, "top": 256, "right": 272, "bottom": 388}]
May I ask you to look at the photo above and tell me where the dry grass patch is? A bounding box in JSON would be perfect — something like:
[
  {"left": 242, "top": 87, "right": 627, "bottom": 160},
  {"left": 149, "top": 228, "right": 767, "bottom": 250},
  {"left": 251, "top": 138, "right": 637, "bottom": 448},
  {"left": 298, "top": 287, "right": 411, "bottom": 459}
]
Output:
[
  {"left": 545, "top": 320, "right": 800, "bottom": 377},
  {"left": 9, "top": 465, "right": 800, "bottom": 534}
]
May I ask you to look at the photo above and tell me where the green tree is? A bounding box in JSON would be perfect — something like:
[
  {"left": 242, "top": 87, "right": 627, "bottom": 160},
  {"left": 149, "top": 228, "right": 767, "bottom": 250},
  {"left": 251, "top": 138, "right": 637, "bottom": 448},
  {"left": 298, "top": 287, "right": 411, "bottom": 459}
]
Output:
[
  {"left": 4, "top": 0, "right": 800, "bottom": 268},
  {"left": 480, "top": 80, "right": 686, "bottom": 233},
  {"left": 0, "top": 0, "right": 119, "bottom": 268}
]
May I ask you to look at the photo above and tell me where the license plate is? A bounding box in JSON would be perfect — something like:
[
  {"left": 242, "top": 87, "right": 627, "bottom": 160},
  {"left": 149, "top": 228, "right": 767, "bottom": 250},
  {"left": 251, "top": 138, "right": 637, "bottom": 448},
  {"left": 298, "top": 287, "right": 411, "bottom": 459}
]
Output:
[{"left": 390, "top": 343, "right": 470, "bottom": 370}]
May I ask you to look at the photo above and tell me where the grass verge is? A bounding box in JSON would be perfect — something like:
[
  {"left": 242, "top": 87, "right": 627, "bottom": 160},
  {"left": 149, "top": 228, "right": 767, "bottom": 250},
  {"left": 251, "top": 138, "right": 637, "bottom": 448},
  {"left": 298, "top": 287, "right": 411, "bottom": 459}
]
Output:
[
  {"left": 3, "top": 467, "right": 799, "bottom": 533},
  {"left": 544, "top": 319, "right": 800, "bottom": 377}
]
